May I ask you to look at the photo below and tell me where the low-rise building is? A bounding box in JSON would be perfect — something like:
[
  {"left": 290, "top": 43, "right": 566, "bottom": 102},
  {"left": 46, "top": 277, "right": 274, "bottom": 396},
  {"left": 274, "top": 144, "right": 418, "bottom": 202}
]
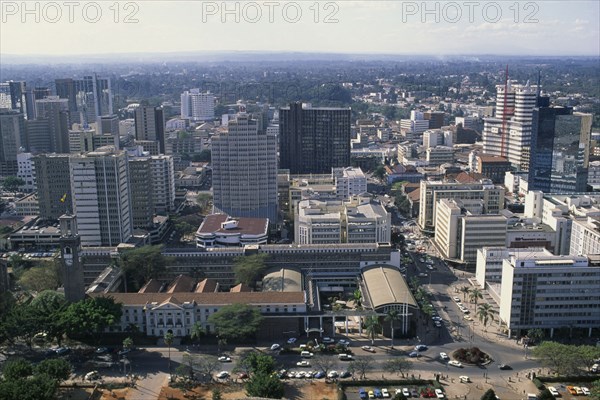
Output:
[
  {"left": 196, "top": 214, "right": 269, "bottom": 248},
  {"left": 14, "top": 193, "right": 39, "bottom": 216}
]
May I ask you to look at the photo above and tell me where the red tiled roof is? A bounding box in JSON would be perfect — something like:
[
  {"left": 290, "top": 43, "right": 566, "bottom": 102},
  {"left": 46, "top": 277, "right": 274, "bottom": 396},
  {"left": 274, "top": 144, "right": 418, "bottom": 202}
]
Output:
[
  {"left": 138, "top": 279, "right": 162, "bottom": 293},
  {"left": 166, "top": 275, "right": 196, "bottom": 293},
  {"left": 195, "top": 278, "right": 218, "bottom": 293},
  {"left": 230, "top": 283, "right": 251, "bottom": 292}
]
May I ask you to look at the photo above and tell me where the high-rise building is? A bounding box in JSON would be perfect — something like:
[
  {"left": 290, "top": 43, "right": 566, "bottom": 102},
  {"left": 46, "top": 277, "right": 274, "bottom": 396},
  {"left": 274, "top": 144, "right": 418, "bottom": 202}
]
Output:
[
  {"left": 35, "top": 96, "right": 70, "bottom": 153},
  {"left": 55, "top": 78, "right": 78, "bottom": 117},
  {"left": 70, "top": 147, "right": 132, "bottom": 246},
  {"left": 180, "top": 89, "right": 214, "bottom": 121},
  {"left": 57, "top": 75, "right": 113, "bottom": 123},
  {"left": 98, "top": 114, "right": 120, "bottom": 136},
  {"left": 33, "top": 154, "right": 72, "bottom": 219},
  {"left": 16, "top": 152, "right": 36, "bottom": 192},
  {"left": 8, "top": 81, "right": 28, "bottom": 116},
  {"left": 529, "top": 106, "right": 591, "bottom": 193},
  {"left": 423, "top": 111, "right": 445, "bottom": 129},
  {"left": 212, "top": 113, "right": 278, "bottom": 222},
  {"left": 279, "top": 102, "right": 351, "bottom": 174},
  {"left": 33, "top": 87, "right": 51, "bottom": 100},
  {"left": 482, "top": 82, "right": 537, "bottom": 170},
  {"left": 0, "top": 109, "right": 25, "bottom": 176},
  {"left": 134, "top": 106, "right": 165, "bottom": 154},
  {"left": 25, "top": 119, "right": 51, "bottom": 153}
]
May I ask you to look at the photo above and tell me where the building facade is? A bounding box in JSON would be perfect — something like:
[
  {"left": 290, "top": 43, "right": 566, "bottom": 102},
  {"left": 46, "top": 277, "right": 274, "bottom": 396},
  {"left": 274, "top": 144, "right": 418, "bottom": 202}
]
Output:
[
  {"left": 134, "top": 106, "right": 165, "bottom": 154},
  {"left": 180, "top": 89, "right": 214, "bottom": 122},
  {"left": 34, "top": 154, "right": 73, "bottom": 219}
]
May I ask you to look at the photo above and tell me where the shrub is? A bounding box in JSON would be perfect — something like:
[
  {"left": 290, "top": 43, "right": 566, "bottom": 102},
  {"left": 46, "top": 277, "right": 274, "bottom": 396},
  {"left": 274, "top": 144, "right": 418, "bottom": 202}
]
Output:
[{"left": 532, "top": 378, "right": 545, "bottom": 390}]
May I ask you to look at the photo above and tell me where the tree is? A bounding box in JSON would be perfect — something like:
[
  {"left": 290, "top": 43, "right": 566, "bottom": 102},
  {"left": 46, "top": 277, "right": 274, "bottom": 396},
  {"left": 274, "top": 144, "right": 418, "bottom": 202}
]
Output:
[
  {"left": 2, "top": 358, "right": 33, "bottom": 380},
  {"left": 530, "top": 342, "right": 599, "bottom": 375},
  {"left": 460, "top": 286, "right": 471, "bottom": 302},
  {"left": 61, "top": 297, "right": 122, "bottom": 343},
  {"left": 2, "top": 176, "right": 25, "bottom": 192},
  {"left": 212, "top": 388, "right": 223, "bottom": 400},
  {"left": 383, "top": 358, "right": 413, "bottom": 378},
  {"left": 421, "top": 303, "right": 435, "bottom": 325},
  {"left": 208, "top": 303, "right": 263, "bottom": 342},
  {"left": 373, "top": 165, "right": 386, "bottom": 181},
  {"left": 233, "top": 254, "right": 268, "bottom": 289},
  {"left": 312, "top": 354, "right": 337, "bottom": 375},
  {"left": 193, "top": 149, "right": 211, "bottom": 163},
  {"left": 123, "top": 337, "right": 134, "bottom": 351},
  {"left": 0, "top": 373, "right": 58, "bottom": 400},
  {"left": 196, "top": 193, "right": 213, "bottom": 214},
  {"left": 347, "top": 357, "right": 372, "bottom": 380},
  {"left": 385, "top": 310, "right": 401, "bottom": 348},
  {"left": 476, "top": 303, "right": 496, "bottom": 329},
  {"left": 34, "top": 359, "right": 71, "bottom": 382},
  {"left": 196, "top": 355, "right": 219, "bottom": 379},
  {"left": 469, "top": 288, "right": 483, "bottom": 306},
  {"left": 590, "top": 380, "right": 600, "bottom": 399},
  {"left": 352, "top": 289, "right": 363, "bottom": 309},
  {"left": 481, "top": 389, "right": 497, "bottom": 400},
  {"left": 364, "top": 315, "right": 381, "bottom": 345},
  {"left": 190, "top": 322, "right": 205, "bottom": 344},
  {"left": 164, "top": 332, "right": 174, "bottom": 377},
  {"left": 538, "top": 389, "right": 555, "bottom": 400},
  {"left": 527, "top": 328, "right": 545, "bottom": 345},
  {"left": 2, "top": 304, "right": 44, "bottom": 348},
  {"left": 119, "top": 245, "right": 168, "bottom": 291},
  {"left": 245, "top": 372, "right": 285, "bottom": 398},
  {"left": 18, "top": 263, "right": 61, "bottom": 292},
  {"left": 238, "top": 352, "right": 276, "bottom": 375}
]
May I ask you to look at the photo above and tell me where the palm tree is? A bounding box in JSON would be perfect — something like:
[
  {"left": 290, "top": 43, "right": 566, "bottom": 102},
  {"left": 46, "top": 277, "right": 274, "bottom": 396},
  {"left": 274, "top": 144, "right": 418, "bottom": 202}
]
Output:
[
  {"left": 385, "top": 310, "right": 401, "bottom": 349},
  {"left": 190, "top": 322, "right": 204, "bottom": 345},
  {"left": 353, "top": 289, "right": 363, "bottom": 309},
  {"left": 364, "top": 315, "right": 381, "bottom": 345},
  {"left": 469, "top": 288, "right": 483, "bottom": 306},
  {"left": 164, "top": 332, "right": 174, "bottom": 378},
  {"left": 476, "top": 303, "right": 496, "bottom": 330},
  {"left": 460, "top": 286, "right": 471, "bottom": 302},
  {"left": 421, "top": 303, "right": 434, "bottom": 325}
]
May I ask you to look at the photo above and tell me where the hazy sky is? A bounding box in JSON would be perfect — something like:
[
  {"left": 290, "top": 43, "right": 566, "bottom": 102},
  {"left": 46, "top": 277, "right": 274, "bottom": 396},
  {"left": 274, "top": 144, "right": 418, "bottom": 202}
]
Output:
[{"left": 2, "top": 1, "right": 599, "bottom": 57}]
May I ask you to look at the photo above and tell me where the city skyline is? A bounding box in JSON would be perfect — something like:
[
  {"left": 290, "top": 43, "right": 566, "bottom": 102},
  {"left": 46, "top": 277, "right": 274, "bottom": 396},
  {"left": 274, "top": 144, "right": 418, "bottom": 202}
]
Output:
[{"left": 1, "top": 1, "right": 599, "bottom": 60}]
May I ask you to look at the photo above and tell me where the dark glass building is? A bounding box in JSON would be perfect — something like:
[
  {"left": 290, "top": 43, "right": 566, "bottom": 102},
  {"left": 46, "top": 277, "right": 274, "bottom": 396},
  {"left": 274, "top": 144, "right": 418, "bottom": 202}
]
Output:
[
  {"left": 529, "top": 103, "right": 590, "bottom": 193},
  {"left": 279, "top": 102, "right": 351, "bottom": 174}
]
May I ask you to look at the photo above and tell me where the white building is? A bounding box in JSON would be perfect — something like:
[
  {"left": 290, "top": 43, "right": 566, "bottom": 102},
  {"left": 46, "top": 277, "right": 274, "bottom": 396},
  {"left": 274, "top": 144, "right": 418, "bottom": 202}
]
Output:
[
  {"left": 181, "top": 89, "right": 214, "bottom": 122},
  {"left": 570, "top": 217, "right": 600, "bottom": 256},
  {"left": 195, "top": 214, "right": 269, "bottom": 248},
  {"left": 455, "top": 116, "right": 477, "bottom": 130},
  {"left": 475, "top": 247, "right": 547, "bottom": 288},
  {"left": 588, "top": 160, "right": 600, "bottom": 190},
  {"left": 212, "top": 114, "right": 278, "bottom": 222},
  {"left": 483, "top": 82, "right": 537, "bottom": 171},
  {"left": 332, "top": 167, "right": 367, "bottom": 200},
  {"left": 165, "top": 118, "right": 189, "bottom": 132},
  {"left": 400, "top": 110, "right": 430, "bottom": 135},
  {"left": 499, "top": 251, "right": 600, "bottom": 338},
  {"left": 426, "top": 146, "right": 454, "bottom": 166},
  {"left": 17, "top": 152, "right": 36, "bottom": 192},
  {"left": 70, "top": 147, "right": 132, "bottom": 246}
]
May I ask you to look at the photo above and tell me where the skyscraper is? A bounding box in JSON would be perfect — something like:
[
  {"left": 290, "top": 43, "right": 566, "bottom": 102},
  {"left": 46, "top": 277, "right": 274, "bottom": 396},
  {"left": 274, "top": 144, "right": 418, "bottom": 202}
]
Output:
[
  {"left": 482, "top": 82, "right": 537, "bottom": 171},
  {"left": 279, "top": 102, "right": 351, "bottom": 174},
  {"left": 33, "top": 154, "right": 72, "bottom": 219},
  {"left": 529, "top": 105, "right": 591, "bottom": 193},
  {"left": 57, "top": 75, "right": 113, "bottom": 123},
  {"left": 0, "top": 109, "right": 25, "bottom": 176},
  {"left": 180, "top": 89, "right": 214, "bottom": 121},
  {"left": 69, "top": 147, "right": 132, "bottom": 246},
  {"left": 35, "top": 96, "right": 70, "bottom": 153},
  {"left": 134, "top": 106, "right": 165, "bottom": 154},
  {"left": 212, "top": 113, "right": 278, "bottom": 222}
]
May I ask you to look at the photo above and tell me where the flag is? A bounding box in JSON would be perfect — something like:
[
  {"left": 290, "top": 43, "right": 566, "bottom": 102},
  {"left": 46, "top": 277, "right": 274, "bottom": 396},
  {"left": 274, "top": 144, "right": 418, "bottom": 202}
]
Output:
[{"left": 60, "top": 193, "right": 67, "bottom": 203}]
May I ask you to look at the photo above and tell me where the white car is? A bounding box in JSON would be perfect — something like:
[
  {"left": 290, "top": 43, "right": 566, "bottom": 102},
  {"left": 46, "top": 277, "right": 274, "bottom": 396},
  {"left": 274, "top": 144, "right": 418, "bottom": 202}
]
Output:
[
  {"left": 361, "top": 345, "right": 376, "bottom": 353},
  {"left": 381, "top": 388, "right": 390, "bottom": 398},
  {"left": 439, "top": 352, "right": 449, "bottom": 360},
  {"left": 287, "top": 337, "right": 298, "bottom": 344},
  {"left": 270, "top": 344, "right": 281, "bottom": 351},
  {"left": 547, "top": 387, "right": 559, "bottom": 397},
  {"left": 296, "top": 360, "right": 311, "bottom": 367},
  {"left": 459, "top": 376, "right": 470, "bottom": 383},
  {"left": 581, "top": 387, "right": 590, "bottom": 395},
  {"left": 218, "top": 356, "right": 231, "bottom": 362},
  {"left": 216, "top": 371, "right": 229, "bottom": 379},
  {"left": 322, "top": 337, "right": 335, "bottom": 344},
  {"left": 435, "top": 388, "right": 445, "bottom": 399},
  {"left": 327, "top": 370, "right": 339, "bottom": 378},
  {"left": 402, "top": 388, "right": 410, "bottom": 397},
  {"left": 448, "top": 360, "right": 462, "bottom": 368},
  {"left": 453, "top": 297, "right": 461, "bottom": 302},
  {"left": 338, "top": 339, "right": 351, "bottom": 346}
]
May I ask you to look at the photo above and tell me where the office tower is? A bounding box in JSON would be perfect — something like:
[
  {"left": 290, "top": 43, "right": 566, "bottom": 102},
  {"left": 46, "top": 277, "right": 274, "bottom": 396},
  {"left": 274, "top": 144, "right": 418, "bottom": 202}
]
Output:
[
  {"left": 33, "top": 87, "right": 51, "bottom": 100},
  {"left": 25, "top": 119, "right": 51, "bottom": 153},
  {"left": 212, "top": 113, "right": 278, "bottom": 222},
  {"left": 35, "top": 96, "right": 70, "bottom": 153},
  {"left": 400, "top": 110, "right": 430, "bottom": 134},
  {"left": 8, "top": 81, "right": 27, "bottom": 114},
  {"left": 423, "top": 111, "right": 445, "bottom": 129},
  {"left": 482, "top": 82, "right": 537, "bottom": 171},
  {"left": 0, "top": 109, "right": 25, "bottom": 176},
  {"left": 180, "top": 89, "right": 214, "bottom": 121},
  {"left": 16, "top": 153, "right": 36, "bottom": 192},
  {"left": 55, "top": 78, "right": 78, "bottom": 116},
  {"left": 134, "top": 106, "right": 165, "bottom": 154},
  {"left": 68, "top": 124, "right": 117, "bottom": 153},
  {"left": 70, "top": 147, "right": 132, "bottom": 246},
  {"left": 75, "top": 75, "right": 113, "bottom": 118},
  {"left": 128, "top": 155, "right": 175, "bottom": 228},
  {"left": 59, "top": 213, "right": 85, "bottom": 302},
  {"left": 33, "top": 154, "right": 72, "bottom": 219},
  {"left": 98, "top": 114, "right": 119, "bottom": 135},
  {"left": 279, "top": 102, "right": 351, "bottom": 174},
  {"left": 529, "top": 106, "right": 591, "bottom": 193},
  {"left": 0, "top": 83, "right": 10, "bottom": 109}
]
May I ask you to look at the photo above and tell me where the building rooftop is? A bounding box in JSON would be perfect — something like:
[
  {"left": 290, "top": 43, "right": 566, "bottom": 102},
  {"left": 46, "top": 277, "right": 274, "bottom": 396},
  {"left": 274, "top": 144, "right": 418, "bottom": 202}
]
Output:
[
  {"left": 362, "top": 265, "right": 417, "bottom": 310},
  {"left": 138, "top": 279, "right": 163, "bottom": 293},
  {"left": 197, "top": 214, "right": 269, "bottom": 236},
  {"left": 262, "top": 268, "right": 302, "bottom": 292},
  {"left": 90, "top": 291, "right": 306, "bottom": 306},
  {"left": 166, "top": 275, "right": 197, "bottom": 293},
  {"left": 195, "top": 278, "right": 219, "bottom": 293}
]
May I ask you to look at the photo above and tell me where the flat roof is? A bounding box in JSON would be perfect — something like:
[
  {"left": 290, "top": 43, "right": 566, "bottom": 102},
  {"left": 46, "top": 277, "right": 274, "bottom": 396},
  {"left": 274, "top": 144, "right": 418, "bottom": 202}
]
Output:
[
  {"left": 197, "top": 214, "right": 268, "bottom": 236},
  {"left": 362, "top": 265, "right": 417, "bottom": 310}
]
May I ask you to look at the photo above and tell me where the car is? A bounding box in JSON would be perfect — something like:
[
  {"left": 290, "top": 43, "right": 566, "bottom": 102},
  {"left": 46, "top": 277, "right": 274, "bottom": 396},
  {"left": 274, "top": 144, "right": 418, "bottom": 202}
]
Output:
[
  {"left": 55, "top": 347, "right": 70, "bottom": 356},
  {"left": 435, "top": 388, "right": 445, "bottom": 399},
  {"left": 464, "top": 315, "right": 473, "bottom": 321},
  {"left": 216, "top": 371, "right": 229, "bottom": 379},
  {"left": 297, "top": 360, "right": 311, "bottom": 367},
  {"left": 85, "top": 370, "right": 100, "bottom": 381},
  {"left": 498, "top": 364, "right": 512, "bottom": 370},
  {"left": 574, "top": 387, "right": 583, "bottom": 395},
  {"left": 374, "top": 389, "right": 382, "bottom": 398},
  {"left": 415, "top": 344, "right": 428, "bottom": 351},
  {"left": 402, "top": 388, "right": 410, "bottom": 397},
  {"left": 418, "top": 273, "right": 428, "bottom": 277},
  {"left": 567, "top": 386, "right": 577, "bottom": 395},
  {"left": 448, "top": 360, "right": 462, "bottom": 368},
  {"left": 380, "top": 389, "right": 390, "bottom": 398},
  {"left": 453, "top": 297, "right": 461, "bottom": 303},
  {"left": 547, "top": 387, "right": 559, "bottom": 397},
  {"left": 419, "top": 258, "right": 425, "bottom": 263},
  {"left": 299, "top": 344, "right": 307, "bottom": 349},
  {"left": 432, "top": 316, "right": 443, "bottom": 322},
  {"left": 408, "top": 351, "right": 419, "bottom": 358},
  {"left": 218, "top": 356, "right": 231, "bottom": 362},
  {"left": 459, "top": 376, "right": 470, "bottom": 383},
  {"left": 581, "top": 387, "right": 590, "bottom": 395},
  {"left": 440, "top": 352, "right": 449, "bottom": 360},
  {"left": 117, "top": 348, "right": 131, "bottom": 356},
  {"left": 338, "top": 354, "right": 354, "bottom": 361},
  {"left": 270, "top": 344, "right": 281, "bottom": 351},
  {"left": 300, "top": 351, "right": 314, "bottom": 358},
  {"left": 434, "top": 321, "right": 442, "bottom": 327},
  {"left": 461, "top": 308, "right": 470, "bottom": 314},
  {"left": 95, "top": 347, "right": 109, "bottom": 354},
  {"left": 237, "top": 372, "right": 248, "bottom": 379},
  {"left": 411, "top": 388, "right": 419, "bottom": 398},
  {"left": 592, "top": 363, "right": 599, "bottom": 372},
  {"left": 322, "top": 337, "right": 335, "bottom": 344},
  {"left": 340, "top": 371, "right": 352, "bottom": 378},
  {"left": 338, "top": 339, "right": 351, "bottom": 346},
  {"left": 327, "top": 370, "right": 339, "bottom": 378},
  {"left": 361, "top": 345, "right": 376, "bottom": 352},
  {"left": 314, "top": 371, "right": 326, "bottom": 379},
  {"left": 359, "top": 388, "right": 368, "bottom": 400},
  {"left": 287, "top": 337, "right": 297, "bottom": 344},
  {"left": 368, "top": 390, "right": 375, "bottom": 399}
]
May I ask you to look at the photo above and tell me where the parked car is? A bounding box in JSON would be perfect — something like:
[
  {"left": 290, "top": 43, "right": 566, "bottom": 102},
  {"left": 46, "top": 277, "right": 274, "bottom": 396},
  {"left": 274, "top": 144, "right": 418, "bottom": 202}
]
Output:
[
  {"left": 374, "top": 388, "right": 382, "bottom": 398},
  {"left": 435, "top": 388, "right": 445, "bottom": 399},
  {"left": 439, "top": 352, "right": 449, "bottom": 360},
  {"left": 566, "top": 386, "right": 577, "bottom": 395},
  {"left": 300, "top": 351, "right": 314, "bottom": 358},
  {"left": 338, "top": 354, "right": 353, "bottom": 361},
  {"left": 322, "top": 337, "right": 335, "bottom": 344},
  {"left": 218, "top": 356, "right": 231, "bottom": 362},
  {"left": 95, "top": 347, "right": 109, "bottom": 354},
  {"left": 359, "top": 388, "right": 367, "bottom": 400},
  {"left": 85, "top": 371, "right": 100, "bottom": 381},
  {"left": 216, "top": 371, "right": 229, "bottom": 379},
  {"left": 547, "top": 386, "right": 559, "bottom": 397},
  {"left": 381, "top": 388, "right": 390, "bottom": 398},
  {"left": 270, "top": 344, "right": 281, "bottom": 351},
  {"left": 287, "top": 337, "right": 297, "bottom": 344},
  {"left": 338, "top": 339, "right": 351, "bottom": 346},
  {"left": 327, "top": 370, "right": 339, "bottom": 378},
  {"left": 402, "top": 388, "right": 410, "bottom": 397},
  {"left": 340, "top": 371, "right": 352, "bottom": 378},
  {"left": 408, "top": 351, "right": 419, "bottom": 358},
  {"left": 453, "top": 297, "right": 461, "bottom": 303},
  {"left": 459, "top": 376, "right": 470, "bottom": 383},
  {"left": 297, "top": 360, "right": 311, "bottom": 367},
  {"left": 361, "top": 345, "right": 376, "bottom": 352},
  {"left": 55, "top": 347, "right": 70, "bottom": 356},
  {"left": 368, "top": 391, "right": 375, "bottom": 399},
  {"left": 415, "top": 344, "right": 428, "bottom": 351},
  {"left": 434, "top": 321, "right": 442, "bottom": 327},
  {"left": 498, "top": 364, "right": 512, "bottom": 370},
  {"left": 418, "top": 273, "right": 428, "bottom": 277},
  {"left": 237, "top": 372, "right": 248, "bottom": 379},
  {"left": 314, "top": 371, "right": 326, "bottom": 379},
  {"left": 448, "top": 360, "right": 462, "bottom": 368},
  {"left": 411, "top": 388, "right": 419, "bottom": 398},
  {"left": 581, "top": 387, "right": 590, "bottom": 395}
]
